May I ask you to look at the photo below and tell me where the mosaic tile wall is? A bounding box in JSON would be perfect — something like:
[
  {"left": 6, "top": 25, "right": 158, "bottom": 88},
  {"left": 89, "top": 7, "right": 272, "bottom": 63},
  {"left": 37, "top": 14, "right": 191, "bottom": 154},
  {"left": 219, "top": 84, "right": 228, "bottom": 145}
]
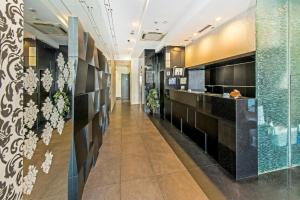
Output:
[
  {"left": 257, "top": 0, "right": 300, "bottom": 173},
  {"left": 289, "top": 0, "right": 300, "bottom": 166}
]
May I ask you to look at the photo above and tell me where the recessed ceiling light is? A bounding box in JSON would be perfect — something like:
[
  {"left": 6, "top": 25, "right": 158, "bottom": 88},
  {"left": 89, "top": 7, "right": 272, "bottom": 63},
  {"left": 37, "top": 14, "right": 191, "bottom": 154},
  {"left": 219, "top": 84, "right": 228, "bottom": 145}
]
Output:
[
  {"left": 193, "top": 32, "right": 198, "bottom": 36},
  {"left": 129, "top": 38, "right": 136, "bottom": 43},
  {"left": 162, "top": 21, "right": 168, "bottom": 24},
  {"left": 29, "top": 8, "right": 36, "bottom": 13},
  {"left": 184, "top": 39, "right": 189, "bottom": 42},
  {"left": 156, "top": 28, "right": 160, "bottom": 31},
  {"left": 132, "top": 22, "right": 139, "bottom": 27},
  {"left": 154, "top": 21, "right": 158, "bottom": 24},
  {"left": 216, "top": 17, "right": 222, "bottom": 22}
]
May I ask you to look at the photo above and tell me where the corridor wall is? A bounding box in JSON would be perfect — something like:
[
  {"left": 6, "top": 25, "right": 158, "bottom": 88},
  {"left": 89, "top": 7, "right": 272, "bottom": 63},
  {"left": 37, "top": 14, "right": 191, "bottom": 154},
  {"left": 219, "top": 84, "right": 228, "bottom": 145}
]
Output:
[{"left": 68, "top": 17, "right": 110, "bottom": 200}]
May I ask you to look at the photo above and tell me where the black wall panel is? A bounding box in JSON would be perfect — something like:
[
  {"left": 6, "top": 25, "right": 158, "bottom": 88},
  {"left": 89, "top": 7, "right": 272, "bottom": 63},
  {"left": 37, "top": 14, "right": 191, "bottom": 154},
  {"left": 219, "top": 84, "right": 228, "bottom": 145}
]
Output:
[{"left": 68, "top": 17, "right": 110, "bottom": 200}]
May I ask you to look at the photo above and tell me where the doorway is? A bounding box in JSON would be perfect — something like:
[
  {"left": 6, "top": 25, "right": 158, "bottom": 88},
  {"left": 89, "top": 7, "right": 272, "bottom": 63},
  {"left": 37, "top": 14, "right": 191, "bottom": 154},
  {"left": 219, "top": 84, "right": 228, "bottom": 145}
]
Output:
[{"left": 121, "top": 73, "right": 130, "bottom": 100}]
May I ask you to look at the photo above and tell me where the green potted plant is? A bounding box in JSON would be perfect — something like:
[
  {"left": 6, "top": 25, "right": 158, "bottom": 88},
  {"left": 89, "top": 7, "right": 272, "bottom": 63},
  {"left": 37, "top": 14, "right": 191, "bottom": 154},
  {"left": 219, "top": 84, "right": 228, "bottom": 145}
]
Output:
[
  {"left": 53, "top": 91, "right": 70, "bottom": 118},
  {"left": 146, "top": 89, "right": 159, "bottom": 115}
]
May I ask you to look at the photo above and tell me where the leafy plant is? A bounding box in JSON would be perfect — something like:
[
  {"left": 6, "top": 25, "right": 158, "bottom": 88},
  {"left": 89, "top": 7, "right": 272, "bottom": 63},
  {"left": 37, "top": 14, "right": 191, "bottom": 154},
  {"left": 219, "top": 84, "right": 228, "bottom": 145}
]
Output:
[
  {"left": 146, "top": 89, "right": 159, "bottom": 114},
  {"left": 53, "top": 91, "right": 70, "bottom": 116}
]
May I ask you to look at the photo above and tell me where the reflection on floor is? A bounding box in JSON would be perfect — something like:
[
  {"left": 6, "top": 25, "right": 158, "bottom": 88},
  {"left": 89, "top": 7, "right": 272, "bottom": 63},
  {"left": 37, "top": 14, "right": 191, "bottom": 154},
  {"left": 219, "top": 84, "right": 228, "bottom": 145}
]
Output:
[
  {"left": 82, "top": 102, "right": 208, "bottom": 200},
  {"left": 150, "top": 115, "right": 300, "bottom": 200},
  {"left": 23, "top": 121, "right": 72, "bottom": 200}
]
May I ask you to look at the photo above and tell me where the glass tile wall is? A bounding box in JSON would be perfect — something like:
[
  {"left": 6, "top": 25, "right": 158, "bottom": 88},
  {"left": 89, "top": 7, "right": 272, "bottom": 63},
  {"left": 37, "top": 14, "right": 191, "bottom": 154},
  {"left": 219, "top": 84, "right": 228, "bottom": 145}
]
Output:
[
  {"left": 257, "top": 0, "right": 300, "bottom": 173},
  {"left": 290, "top": 0, "right": 300, "bottom": 166}
]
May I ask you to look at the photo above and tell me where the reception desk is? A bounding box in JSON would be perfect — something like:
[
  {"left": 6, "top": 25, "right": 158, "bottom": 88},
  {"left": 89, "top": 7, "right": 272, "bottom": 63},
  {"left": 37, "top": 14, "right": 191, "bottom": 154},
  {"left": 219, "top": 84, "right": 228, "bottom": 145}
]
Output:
[{"left": 165, "top": 89, "right": 257, "bottom": 180}]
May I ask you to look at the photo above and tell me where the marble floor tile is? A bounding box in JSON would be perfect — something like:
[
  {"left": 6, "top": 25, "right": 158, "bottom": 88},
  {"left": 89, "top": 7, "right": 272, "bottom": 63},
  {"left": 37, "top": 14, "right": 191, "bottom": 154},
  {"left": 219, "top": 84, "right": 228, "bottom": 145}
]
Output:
[
  {"left": 83, "top": 184, "right": 120, "bottom": 200},
  {"left": 87, "top": 158, "right": 120, "bottom": 187},
  {"left": 157, "top": 171, "right": 209, "bottom": 200},
  {"left": 83, "top": 102, "right": 208, "bottom": 200},
  {"left": 121, "top": 178, "right": 164, "bottom": 200},
  {"left": 149, "top": 152, "right": 186, "bottom": 176},
  {"left": 121, "top": 154, "right": 154, "bottom": 181}
]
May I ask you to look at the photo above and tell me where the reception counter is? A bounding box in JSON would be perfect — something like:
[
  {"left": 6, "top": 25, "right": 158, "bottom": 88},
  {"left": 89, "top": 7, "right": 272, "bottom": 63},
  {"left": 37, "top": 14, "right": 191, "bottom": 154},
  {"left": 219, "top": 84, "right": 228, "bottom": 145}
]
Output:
[{"left": 164, "top": 89, "right": 257, "bottom": 180}]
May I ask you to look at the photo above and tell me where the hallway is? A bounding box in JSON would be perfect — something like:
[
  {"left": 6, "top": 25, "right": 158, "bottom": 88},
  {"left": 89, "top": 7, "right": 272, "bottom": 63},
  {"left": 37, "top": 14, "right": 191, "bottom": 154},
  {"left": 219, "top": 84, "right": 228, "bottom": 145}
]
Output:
[{"left": 82, "top": 102, "right": 208, "bottom": 200}]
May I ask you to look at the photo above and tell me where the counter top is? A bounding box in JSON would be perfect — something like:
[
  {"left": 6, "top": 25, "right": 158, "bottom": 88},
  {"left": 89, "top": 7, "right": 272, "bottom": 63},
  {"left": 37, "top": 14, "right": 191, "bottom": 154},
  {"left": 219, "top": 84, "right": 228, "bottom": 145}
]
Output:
[{"left": 173, "top": 89, "right": 253, "bottom": 100}]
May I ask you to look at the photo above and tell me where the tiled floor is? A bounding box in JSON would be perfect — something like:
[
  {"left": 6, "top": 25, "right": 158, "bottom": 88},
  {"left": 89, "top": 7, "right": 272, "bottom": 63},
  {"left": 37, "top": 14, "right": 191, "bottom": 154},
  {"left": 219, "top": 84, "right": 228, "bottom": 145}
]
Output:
[
  {"left": 149, "top": 114, "right": 300, "bottom": 200},
  {"left": 82, "top": 102, "right": 208, "bottom": 200}
]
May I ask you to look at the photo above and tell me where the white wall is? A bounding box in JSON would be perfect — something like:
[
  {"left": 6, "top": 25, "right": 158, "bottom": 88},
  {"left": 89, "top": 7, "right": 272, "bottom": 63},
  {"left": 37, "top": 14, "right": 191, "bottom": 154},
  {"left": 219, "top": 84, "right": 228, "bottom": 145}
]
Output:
[
  {"left": 130, "top": 58, "right": 140, "bottom": 104},
  {"left": 116, "top": 66, "right": 130, "bottom": 98}
]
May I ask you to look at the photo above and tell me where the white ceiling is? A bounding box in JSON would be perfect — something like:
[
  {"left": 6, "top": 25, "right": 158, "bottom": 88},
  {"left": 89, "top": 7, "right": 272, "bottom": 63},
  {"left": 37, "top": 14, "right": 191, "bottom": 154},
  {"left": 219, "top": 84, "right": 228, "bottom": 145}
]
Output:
[{"left": 24, "top": 0, "right": 255, "bottom": 60}]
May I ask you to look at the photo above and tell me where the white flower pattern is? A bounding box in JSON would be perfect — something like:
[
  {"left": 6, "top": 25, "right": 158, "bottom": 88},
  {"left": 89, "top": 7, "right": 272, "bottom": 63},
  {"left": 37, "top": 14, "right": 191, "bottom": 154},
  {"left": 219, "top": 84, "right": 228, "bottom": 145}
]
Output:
[
  {"left": 23, "top": 131, "right": 38, "bottom": 160},
  {"left": 24, "top": 100, "right": 39, "bottom": 129},
  {"left": 63, "top": 65, "right": 70, "bottom": 82},
  {"left": 41, "top": 68, "right": 53, "bottom": 92},
  {"left": 23, "top": 165, "right": 38, "bottom": 195},
  {"left": 41, "top": 97, "right": 54, "bottom": 120},
  {"left": 50, "top": 107, "right": 59, "bottom": 128},
  {"left": 21, "top": 52, "right": 70, "bottom": 194},
  {"left": 56, "top": 53, "right": 65, "bottom": 72},
  {"left": 41, "top": 151, "right": 53, "bottom": 174},
  {"left": 56, "top": 95, "right": 65, "bottom": 114},
  {"left": 57, "top": 74, "right": 65, "bottom": 92},
  {"left": 24, "top": 67, "right": 38, "bottom": 95},
  {"left": 57, "top": 116, "right": 65, "bottom": 135},
  {"left": 41, "top": 122, "right": 53, "bottom": 145}
]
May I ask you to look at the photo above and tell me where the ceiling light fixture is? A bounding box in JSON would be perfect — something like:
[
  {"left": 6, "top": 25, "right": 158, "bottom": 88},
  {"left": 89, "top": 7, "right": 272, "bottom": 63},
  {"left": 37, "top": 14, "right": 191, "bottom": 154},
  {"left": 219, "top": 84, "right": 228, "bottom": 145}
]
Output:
[
  {"left": 132, "top": 21, "right": 139, "bottom": 27},
  {"left": 193, "top": 32, "right": 198, "bottom": 36},
  {"left": 198, "top": 25, "right": 212, "bottom": 33},
  {"left": 216, "top": 17, "right": 222, "bottom": 22}
]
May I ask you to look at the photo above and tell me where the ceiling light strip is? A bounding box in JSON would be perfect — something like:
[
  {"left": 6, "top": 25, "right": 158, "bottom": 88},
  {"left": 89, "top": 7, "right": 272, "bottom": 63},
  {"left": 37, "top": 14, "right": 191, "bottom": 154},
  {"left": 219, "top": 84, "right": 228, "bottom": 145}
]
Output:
[
  {"left": 78, "top": 0, "right": 113, "bottom": 58},
  {"left": 131, "top": 0, "right": 150, "bottom": 56},
  {"left": 104, "top": 0, "right": 119, "bottom": 56}
]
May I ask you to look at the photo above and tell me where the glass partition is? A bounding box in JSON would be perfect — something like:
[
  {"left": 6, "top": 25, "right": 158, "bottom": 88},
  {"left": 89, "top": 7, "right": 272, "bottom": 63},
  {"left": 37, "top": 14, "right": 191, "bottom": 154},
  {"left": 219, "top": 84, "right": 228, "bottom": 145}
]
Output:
[
  {"left": 257, "top": 0, "right": 300, "bottom": 173},
  {"left": 289, "top": 0, "right": 300, "bottom": 166}
]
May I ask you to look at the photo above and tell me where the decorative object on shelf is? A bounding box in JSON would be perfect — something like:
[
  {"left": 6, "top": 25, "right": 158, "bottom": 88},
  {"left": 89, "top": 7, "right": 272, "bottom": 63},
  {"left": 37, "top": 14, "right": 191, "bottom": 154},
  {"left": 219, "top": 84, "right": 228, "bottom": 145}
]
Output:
[
  {"left": 53, "top": 91, "right": 70, "bottom": 117},
  {"left": 23, "top": 165, "right": 38, "bottom": 195},
  {"left": 24, "top": 67, "right": 38, "bottom": 95},
  {"left": 23, "top": 130, "right": 38, "bottom": 160},
  {"left": 41, "top": 68, "right": 53, "bottom": 92},
  {"left": 230, "top": 89, "right": 242, "bottom": 98},
  {"left": 41, "top": 151, "right": 53, "bottom": 174},
  {"left": 41, "top": 122, "right": 53, "bottom": 145},
  {"left": 146, "top": 89, "right": 160, "bottom": 114},
  {"left": 41, "top": 97, "right": 54, "bottom": 120},
  {"left": 24, "top": 100, "right": 39, "bottom": 129}
]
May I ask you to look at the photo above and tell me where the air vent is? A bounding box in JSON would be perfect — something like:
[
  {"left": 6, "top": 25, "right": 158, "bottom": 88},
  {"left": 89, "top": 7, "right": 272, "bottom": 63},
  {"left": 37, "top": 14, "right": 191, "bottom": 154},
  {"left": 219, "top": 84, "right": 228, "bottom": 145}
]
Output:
[
  {"left": 141, "top": 32, "right": 164, "bottom": 41},
  {"left": 198, "top": 25, "right": 212, "bottom": 34},
  {"left": 31, "top": 22, "right": 67, "bottom": 35}
]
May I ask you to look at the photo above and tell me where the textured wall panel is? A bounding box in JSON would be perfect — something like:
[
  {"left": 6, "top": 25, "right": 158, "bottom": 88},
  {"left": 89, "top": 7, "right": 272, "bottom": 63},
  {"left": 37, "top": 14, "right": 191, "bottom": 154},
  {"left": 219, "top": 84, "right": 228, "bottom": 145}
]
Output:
[
  {"left": 256, "top": 0, "right": 289, "bottom": 173},
  {"left": 290, "top": 0, "right": 300, "bottom": 166},
  {"left": 0, "top": 1, "right": 24, "bottom": 199}
]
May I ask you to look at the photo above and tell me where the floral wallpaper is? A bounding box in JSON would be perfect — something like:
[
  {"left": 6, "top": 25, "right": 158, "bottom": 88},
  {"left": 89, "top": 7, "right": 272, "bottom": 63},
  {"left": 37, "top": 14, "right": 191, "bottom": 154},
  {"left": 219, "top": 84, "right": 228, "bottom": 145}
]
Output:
[{"left": 0, "top": 0, "right": 24, "bottom": 199}]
